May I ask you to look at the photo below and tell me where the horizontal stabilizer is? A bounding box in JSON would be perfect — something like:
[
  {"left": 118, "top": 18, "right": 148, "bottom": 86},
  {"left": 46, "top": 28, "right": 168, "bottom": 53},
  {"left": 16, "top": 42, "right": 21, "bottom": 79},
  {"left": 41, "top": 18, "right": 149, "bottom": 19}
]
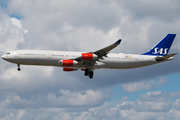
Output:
[{"left": 155, "top": 53, "right": 177, "bottom": 61}]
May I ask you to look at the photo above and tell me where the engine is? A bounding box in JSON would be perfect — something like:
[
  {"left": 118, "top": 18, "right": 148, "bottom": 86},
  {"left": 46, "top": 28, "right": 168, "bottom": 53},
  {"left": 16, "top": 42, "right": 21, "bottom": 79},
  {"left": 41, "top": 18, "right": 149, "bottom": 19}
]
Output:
[
  {"left": 63, "top": 68, "right": 78, "bottom": 72},
  {"left": 59, "top": 60, "right": 78, "bottom": 66},
  {"left": 82, "top": 53, "right": 97, "bottom": 60}
]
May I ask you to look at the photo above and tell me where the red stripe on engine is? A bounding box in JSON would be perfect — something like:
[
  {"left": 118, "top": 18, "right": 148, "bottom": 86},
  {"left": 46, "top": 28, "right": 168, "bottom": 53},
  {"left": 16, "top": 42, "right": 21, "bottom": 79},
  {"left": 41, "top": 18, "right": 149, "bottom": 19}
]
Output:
[
  {"left": 82, "top": 53, "right": 93, "bottom": 60},
  {"left": 63, "top": 68, "right": 75, "bottom": 71},
  {"left": 62, "top": 60, "right": 73, "bottom": 66}
]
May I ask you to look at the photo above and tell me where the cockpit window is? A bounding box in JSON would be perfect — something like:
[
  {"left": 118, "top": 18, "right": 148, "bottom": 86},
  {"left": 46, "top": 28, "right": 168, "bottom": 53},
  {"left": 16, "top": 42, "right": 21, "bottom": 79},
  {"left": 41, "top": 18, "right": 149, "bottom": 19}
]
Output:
[{"left": 6, "top": 53, "right": 10, "bottom": 54}]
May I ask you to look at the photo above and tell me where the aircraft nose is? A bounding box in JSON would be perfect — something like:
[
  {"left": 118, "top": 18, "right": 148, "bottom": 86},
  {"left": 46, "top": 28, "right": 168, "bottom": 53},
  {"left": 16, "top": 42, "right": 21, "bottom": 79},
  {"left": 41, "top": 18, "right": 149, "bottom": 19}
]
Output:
[{"left": 1, "top": 55, "right": 6, "bottom": 60}]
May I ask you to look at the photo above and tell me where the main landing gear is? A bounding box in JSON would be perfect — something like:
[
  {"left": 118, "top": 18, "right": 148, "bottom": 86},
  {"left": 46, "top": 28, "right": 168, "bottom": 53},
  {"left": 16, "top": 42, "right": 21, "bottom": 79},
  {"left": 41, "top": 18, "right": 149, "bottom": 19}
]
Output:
[
  {"left": 17, "top": 64, "right": 21, "bottom": 71},
  {"left": 84, "top": 68, "right": 94, "bottom": 79}
]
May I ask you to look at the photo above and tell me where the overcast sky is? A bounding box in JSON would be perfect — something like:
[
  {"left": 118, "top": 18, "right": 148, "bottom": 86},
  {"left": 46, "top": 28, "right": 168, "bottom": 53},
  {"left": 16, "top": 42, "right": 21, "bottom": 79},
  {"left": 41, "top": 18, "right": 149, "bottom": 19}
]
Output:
[{"left": 0, "top": 0, "right": 180, "bottom": 120}]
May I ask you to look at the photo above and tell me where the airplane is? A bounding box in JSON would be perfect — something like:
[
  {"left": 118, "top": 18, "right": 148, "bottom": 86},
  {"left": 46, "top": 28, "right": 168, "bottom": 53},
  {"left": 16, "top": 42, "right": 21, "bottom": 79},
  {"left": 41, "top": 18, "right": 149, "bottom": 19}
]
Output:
[{"left": 1, "top": 34, "right": 177, "bottom": 79}]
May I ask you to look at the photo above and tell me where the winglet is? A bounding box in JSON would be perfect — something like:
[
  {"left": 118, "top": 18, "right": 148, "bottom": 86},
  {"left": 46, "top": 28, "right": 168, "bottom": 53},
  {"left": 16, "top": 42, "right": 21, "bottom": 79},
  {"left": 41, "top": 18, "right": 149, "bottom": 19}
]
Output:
[{"left": 114, "top": 39, "right": 121, "bottom": 45}]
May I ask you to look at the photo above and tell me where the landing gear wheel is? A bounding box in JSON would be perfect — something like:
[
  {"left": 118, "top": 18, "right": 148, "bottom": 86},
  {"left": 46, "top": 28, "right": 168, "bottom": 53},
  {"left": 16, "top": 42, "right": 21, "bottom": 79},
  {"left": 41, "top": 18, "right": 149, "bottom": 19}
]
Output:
[
  {"left": 84, "top": 69, "right": 89, "bottom": 76},
  {"left": 17, "top": 64, "right": 21, "bottom": 71},
  {"left": 89, "top": 71, "right": 93, "bottom": 79}
]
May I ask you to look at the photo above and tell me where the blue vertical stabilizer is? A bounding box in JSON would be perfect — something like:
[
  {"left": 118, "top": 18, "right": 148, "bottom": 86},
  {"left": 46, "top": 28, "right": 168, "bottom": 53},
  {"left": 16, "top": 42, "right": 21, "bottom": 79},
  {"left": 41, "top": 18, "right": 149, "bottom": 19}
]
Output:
[{"left": 142, "top": 34, "right": 176, "bottom": 56}]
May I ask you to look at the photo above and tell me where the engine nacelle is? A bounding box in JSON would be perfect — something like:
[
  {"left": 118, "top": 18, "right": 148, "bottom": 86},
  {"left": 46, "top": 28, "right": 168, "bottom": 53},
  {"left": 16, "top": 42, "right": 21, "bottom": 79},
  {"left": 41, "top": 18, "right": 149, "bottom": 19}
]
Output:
[
  {"left": 63, "top": 68, "right": 78, "bottom": 72},
  {"left": 59, "top": 60, "right": 78, "bottom": 66},
  {"left": 82, "top": 53, "right": 97, "bottom": 60}
]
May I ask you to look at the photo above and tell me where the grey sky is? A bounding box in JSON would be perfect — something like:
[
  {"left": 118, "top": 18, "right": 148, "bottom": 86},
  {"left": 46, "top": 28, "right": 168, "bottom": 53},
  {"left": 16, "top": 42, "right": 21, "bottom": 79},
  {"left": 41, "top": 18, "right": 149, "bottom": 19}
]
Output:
[{"left": 0, "top": 0, "right": 180, "bottom": 119}]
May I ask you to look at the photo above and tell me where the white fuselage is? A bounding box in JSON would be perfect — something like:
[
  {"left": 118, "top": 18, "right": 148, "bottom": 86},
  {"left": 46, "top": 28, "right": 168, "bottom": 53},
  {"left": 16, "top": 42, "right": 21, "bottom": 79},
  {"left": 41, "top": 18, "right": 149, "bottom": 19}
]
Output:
[{"left": 1, "top": 50, "right": 172, "bottom": 70}]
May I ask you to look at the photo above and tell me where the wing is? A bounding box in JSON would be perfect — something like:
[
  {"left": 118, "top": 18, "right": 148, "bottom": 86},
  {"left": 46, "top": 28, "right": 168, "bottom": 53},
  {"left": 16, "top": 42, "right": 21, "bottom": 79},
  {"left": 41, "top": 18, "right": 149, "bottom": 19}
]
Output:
[
  {"left": 74, "top": 39, "right": 122, "bottom": 61},
  {"left": 93, "top": 39, "right": 121, "bottom": 58}
]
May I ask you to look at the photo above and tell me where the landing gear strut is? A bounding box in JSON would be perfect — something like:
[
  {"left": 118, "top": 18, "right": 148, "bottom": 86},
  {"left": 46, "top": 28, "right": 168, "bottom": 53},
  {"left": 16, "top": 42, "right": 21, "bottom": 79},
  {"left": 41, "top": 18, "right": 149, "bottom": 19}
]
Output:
[
  {"left": 17, "top": 64, "right": 21, "bottom": 71},
  {"left": 84, "top": 68, "right": 94, "bottom": 79},
  {"left": 84, "top": 69, "right": 89, "bottom": 76}
]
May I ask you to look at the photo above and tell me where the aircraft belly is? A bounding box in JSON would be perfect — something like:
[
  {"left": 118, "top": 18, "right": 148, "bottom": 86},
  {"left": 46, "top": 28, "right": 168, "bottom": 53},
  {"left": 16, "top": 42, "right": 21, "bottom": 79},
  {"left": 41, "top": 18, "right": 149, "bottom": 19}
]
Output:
[
  {"left": 8, "top": 58, "right": 58, "bottom": 66},
  {"left": 22, "top": 59, "right": 56, "bottom": 66},
  {"left": 99, "top": 59, "right": 156, "bottom": 69}
]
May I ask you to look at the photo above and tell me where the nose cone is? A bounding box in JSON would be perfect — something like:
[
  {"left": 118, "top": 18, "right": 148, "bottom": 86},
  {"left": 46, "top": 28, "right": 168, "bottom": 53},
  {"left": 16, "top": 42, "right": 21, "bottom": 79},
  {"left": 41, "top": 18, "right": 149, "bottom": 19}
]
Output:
[{"left": 1, "top": 55, "right": 6, "bottom": 60}]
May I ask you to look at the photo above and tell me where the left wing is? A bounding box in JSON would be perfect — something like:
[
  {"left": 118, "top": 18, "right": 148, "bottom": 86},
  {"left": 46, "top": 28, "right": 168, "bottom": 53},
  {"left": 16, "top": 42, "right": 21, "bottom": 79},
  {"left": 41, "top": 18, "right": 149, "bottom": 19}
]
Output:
[
  {"left": 93, "top": 39, "right": 121, "bottom": 58},
  {"left": 74, "top": 39, "right": 122, "bottom": 61}
]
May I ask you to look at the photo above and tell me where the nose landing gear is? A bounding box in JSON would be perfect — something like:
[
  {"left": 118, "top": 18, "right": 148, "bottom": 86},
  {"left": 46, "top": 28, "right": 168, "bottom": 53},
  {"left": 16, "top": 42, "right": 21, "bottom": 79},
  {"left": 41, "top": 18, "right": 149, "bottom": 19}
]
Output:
[
  {"left": 84, "top": 68, "right": 94, "bottom": 79},
  {"left": 17, "top": 64, "right": 21, "bottom": 71}
]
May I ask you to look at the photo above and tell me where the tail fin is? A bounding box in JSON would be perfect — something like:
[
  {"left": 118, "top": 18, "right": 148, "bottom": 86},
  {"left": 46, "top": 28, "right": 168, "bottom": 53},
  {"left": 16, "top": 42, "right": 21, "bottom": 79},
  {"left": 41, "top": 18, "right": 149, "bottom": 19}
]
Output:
[{"left": 142, "top": 34, "right": 176, "bottom": 56}]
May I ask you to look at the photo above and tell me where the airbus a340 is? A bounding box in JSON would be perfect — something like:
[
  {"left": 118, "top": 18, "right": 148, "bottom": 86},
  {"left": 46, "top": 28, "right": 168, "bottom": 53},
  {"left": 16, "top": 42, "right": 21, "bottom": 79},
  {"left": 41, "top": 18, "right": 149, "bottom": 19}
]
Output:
[{"left": 2, "top": 34, "right": 177, "bottom": 79}]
